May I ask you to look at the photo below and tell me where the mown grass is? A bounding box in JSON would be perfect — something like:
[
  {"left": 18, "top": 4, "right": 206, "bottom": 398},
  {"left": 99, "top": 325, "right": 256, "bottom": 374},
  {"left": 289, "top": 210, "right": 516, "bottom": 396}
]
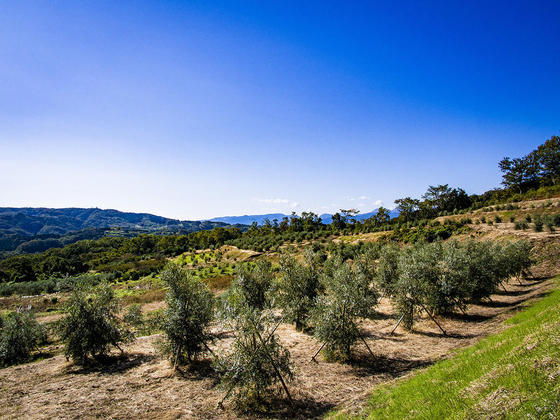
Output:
[{"left": 332, "top": 276, "right": 560, "bottom": 419}]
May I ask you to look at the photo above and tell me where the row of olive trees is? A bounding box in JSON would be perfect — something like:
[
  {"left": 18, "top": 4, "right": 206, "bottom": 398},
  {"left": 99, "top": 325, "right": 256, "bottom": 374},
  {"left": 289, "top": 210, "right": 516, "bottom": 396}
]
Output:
[
  {"left": 376, "top": 240, "right": 533, "bottom": 330},
  {"left": 14, "top": 239, "right": 529, "bottom": 409}
]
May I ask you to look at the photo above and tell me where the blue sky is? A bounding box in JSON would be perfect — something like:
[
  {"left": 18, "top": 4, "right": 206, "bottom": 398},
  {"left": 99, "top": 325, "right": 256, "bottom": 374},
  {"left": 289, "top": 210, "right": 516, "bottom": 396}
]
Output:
[{"left": 1, "top": 1, "right": 559, "bottom": 220}]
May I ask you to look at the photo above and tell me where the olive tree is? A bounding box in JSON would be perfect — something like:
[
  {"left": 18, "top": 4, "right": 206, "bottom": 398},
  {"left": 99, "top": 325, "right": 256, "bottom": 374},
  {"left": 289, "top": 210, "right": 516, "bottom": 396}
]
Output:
[
  {"left": 226, "top": 260, "right": 274, "bottom": 313},
  {"left": 462, "top": 241, "right": 505, "bottom": 302},
  {"left": 311, "top": 260, "right": 378, "bottom": 361},
  {"left": 58, "top": 283, "right": 133, "bottom": 365},
  {"left": 275, "top": 255, "right": 320, "bottom": 330},
  {"left": 375, "top": 244, "right": 401, "bottom": 297},
  {"left": 215, "top": 305, "right": 293, "bottom": 410},
  {"left": 0, "top": 311, "right": 46, "bottom": 366},
  {"left": 216, "top": 261, "right": 293, "bottom": 410},
  {"left": 394, "top": 244, "right": 442, "bottom": 330},
  {"left": 160, "top": 263, "right": 214, "bottom": 366},
  {"left": 503, "top": 240, "right": 533, "bottom": 282}
]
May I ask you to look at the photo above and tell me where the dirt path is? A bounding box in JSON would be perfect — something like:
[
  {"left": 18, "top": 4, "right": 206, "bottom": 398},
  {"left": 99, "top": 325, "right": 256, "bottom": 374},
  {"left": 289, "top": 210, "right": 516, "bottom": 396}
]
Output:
[{"left": 1, "top": 274, "right": 556, "bottom": 420}]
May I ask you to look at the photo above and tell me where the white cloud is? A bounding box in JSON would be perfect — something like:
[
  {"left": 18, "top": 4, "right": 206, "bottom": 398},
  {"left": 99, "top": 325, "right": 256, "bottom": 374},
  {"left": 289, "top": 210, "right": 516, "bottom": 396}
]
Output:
[
  {"left": 254, "top": 198, "right": 290, "bottom": 204},
  {"left": 348, "top": 195, "right": 370, "bottom": 202},
  {"left": 373, "top": 199, "right": 383, "bottom": 206}
]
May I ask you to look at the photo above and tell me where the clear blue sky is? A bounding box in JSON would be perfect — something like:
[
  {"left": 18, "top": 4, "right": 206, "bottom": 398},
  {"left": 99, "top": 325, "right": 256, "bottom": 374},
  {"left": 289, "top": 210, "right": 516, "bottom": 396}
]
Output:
[{"left": 1, "top": 1, "right": 559, "bottom": 220}]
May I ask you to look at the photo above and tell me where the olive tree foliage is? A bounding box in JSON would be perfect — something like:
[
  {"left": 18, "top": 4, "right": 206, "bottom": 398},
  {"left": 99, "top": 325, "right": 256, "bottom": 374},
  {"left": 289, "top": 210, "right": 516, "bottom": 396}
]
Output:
[
  {"left": 311, "top": 259, "right": 378, "bottom": 361},
  {"left": 58, "top": 283, "right": 133, "bottom": 365},
  {"left": 375, "top": 244, "right": 401, "bottom": 298},
  {"left": 393, "top": 243, "right": 442, "bottom": 329},
  {"left": 0, "top": 310, "right": 46, "bottom": 366},
  {"left": 214, "top": 306, "right": 293, "bottom": 410},
  {"left": 216, "top": 260, "right": 293, "bottom": 409},
  {"left": 275, "top": 254, "right": 321, "bottom": 331},
  {"left": 503, "top": 240, "right": 533, "bottom": 280},
  {"left": 160, "top": 263, "right": 214, "bottom": 366},
  {"left": 384, "top": 240, "right": 534, "bottom": 330},
  {"left": 220, "top": 260, "right": 274, "bottom": 317},
  {"left": 461, "top": 241, "right": 510, "bottom": 302}
]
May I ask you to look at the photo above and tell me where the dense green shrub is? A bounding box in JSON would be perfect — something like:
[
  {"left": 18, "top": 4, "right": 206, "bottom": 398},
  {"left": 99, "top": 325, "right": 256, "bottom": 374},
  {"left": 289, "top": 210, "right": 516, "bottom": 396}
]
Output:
[
  {"left": 215, "top": 307, "right": 293, "bottom": 410},
  {"left": 311, "top": 260, "right": 378, "bottom": 361},
  {"left": 220, "top": 260, "right": 274, "bottom": 317},
  {"left": 217, "top": 262, "right": 293, "bottom": 409},
  {"left": 58, "top": 283, "right": 133, "bottom": 364},
  {"left": 275, "top": 255, "right": 320, "bottom": 330},
  {"left": 160, "top": 264, "right": 214, "bottom": 366},
  {"left": 375, "top": 245, "right": 401, "bottom": 297},
  {"left": 533, "top": 217, "right": 543, "bottom": 232},
  {"left": 0, "top": 311, "right": 46, "bottom": 366}
]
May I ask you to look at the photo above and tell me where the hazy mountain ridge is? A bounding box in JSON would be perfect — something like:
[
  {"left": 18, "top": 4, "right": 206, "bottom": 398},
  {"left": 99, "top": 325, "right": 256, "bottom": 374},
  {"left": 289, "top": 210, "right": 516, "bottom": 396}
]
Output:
[{"left": 209, "top": 208, "right": 399, "bottom": 226}]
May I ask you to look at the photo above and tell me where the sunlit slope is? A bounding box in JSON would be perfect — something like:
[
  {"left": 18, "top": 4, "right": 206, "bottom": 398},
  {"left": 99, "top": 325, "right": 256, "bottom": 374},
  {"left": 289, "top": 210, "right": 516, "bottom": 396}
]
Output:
[{"left": 333, "top": 276, "right": 560, "bottom": 419}]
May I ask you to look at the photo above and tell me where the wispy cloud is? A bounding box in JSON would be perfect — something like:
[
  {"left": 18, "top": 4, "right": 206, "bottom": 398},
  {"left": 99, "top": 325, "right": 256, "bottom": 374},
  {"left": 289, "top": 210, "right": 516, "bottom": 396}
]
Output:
[
  {"left": 348, "top": 195, "right": 370, "bottom": 202},
  {"left": 254, "top": 198, "right": 300, "bottom": 210},
  {"left": 254, "top": 198, "right": 290, "bottom": 204}
]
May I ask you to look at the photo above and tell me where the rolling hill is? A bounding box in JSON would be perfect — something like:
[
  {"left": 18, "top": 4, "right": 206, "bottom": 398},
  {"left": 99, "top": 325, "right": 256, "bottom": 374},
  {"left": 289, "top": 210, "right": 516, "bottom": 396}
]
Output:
[{"left": 0, "top": 207, "right": 234, "bottom": 257}]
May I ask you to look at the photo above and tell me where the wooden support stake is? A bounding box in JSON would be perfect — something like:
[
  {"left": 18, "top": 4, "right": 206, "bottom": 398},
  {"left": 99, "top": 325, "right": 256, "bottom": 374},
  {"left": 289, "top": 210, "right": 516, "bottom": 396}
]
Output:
[
  {"left": 390, "top": 314, "right": 405, "bottom": 335},
  {"left": 358, "top": 333, "right": 375, "bottom": 358},
  {"left": 311, "top": 341, "right": 326, "bottom": 362},
  {"left": 419, "top": 303, "right": 447, "bottom": 336},
  {"left": 218, "top": 316, "right": 284, "bottom": 407},
  {"left": 253, "top": 327, "right": 294, "bottom": 407}
]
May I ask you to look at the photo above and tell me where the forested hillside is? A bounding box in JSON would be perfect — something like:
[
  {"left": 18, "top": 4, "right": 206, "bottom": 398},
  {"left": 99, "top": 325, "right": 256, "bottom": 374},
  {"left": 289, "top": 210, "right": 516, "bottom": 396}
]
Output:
[{"left": 0, "top": 207, "right": 234, "bottom": 258}]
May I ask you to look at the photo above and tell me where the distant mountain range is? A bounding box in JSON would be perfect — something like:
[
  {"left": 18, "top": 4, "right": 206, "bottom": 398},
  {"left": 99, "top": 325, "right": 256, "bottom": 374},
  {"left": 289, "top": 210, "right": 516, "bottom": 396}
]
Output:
[
  {"left": 0, "top": 207, "right": 234, "bottom": 257},
  {"left": 208, "top": 208, "right": 399, "bottom": 226}
]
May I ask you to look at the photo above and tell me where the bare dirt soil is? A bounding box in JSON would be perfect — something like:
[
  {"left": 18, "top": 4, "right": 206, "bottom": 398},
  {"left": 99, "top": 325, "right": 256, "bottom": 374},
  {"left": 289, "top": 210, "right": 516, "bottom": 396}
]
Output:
[{"left": 1, "top": 273, "right": 557, "bottom": 420}]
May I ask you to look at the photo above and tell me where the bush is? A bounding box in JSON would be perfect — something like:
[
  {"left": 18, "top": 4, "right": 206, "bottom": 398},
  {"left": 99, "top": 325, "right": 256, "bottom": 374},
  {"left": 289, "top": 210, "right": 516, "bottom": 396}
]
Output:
[
  {"left": 58, "top": 283, "right": 133, "bottom": 365},
  {"left": 375, "top": 245, "right": 401, "bottom": 297},
  {"left": 503, "top": 241, "right": 533, "bottom": 281},
  {"left": 220, "top": 260, "right": 274, "bottom": 317},
  {"left": 217, "top": 268, "right": 293, "bottom": 410},
  {"left": 275, "top": 255, "right": 320, "bottom": 331},
  {"left": 534, "top": 217, "right": 543, "bottom": 232},
  {"left": 0, "top": 311, "right": 46, "bottom": 366},
  {"left": 311, "top": 260, "right": 378, "bottom": 361},
  {"left": 215, "top": 307, "right": 293, "bottom": 410},
  {"left": 462, "top": 241, "right": 504, "bottom": 303},
  {"left": 160, "top": 264, "right": 214, "bottom": 366}
]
